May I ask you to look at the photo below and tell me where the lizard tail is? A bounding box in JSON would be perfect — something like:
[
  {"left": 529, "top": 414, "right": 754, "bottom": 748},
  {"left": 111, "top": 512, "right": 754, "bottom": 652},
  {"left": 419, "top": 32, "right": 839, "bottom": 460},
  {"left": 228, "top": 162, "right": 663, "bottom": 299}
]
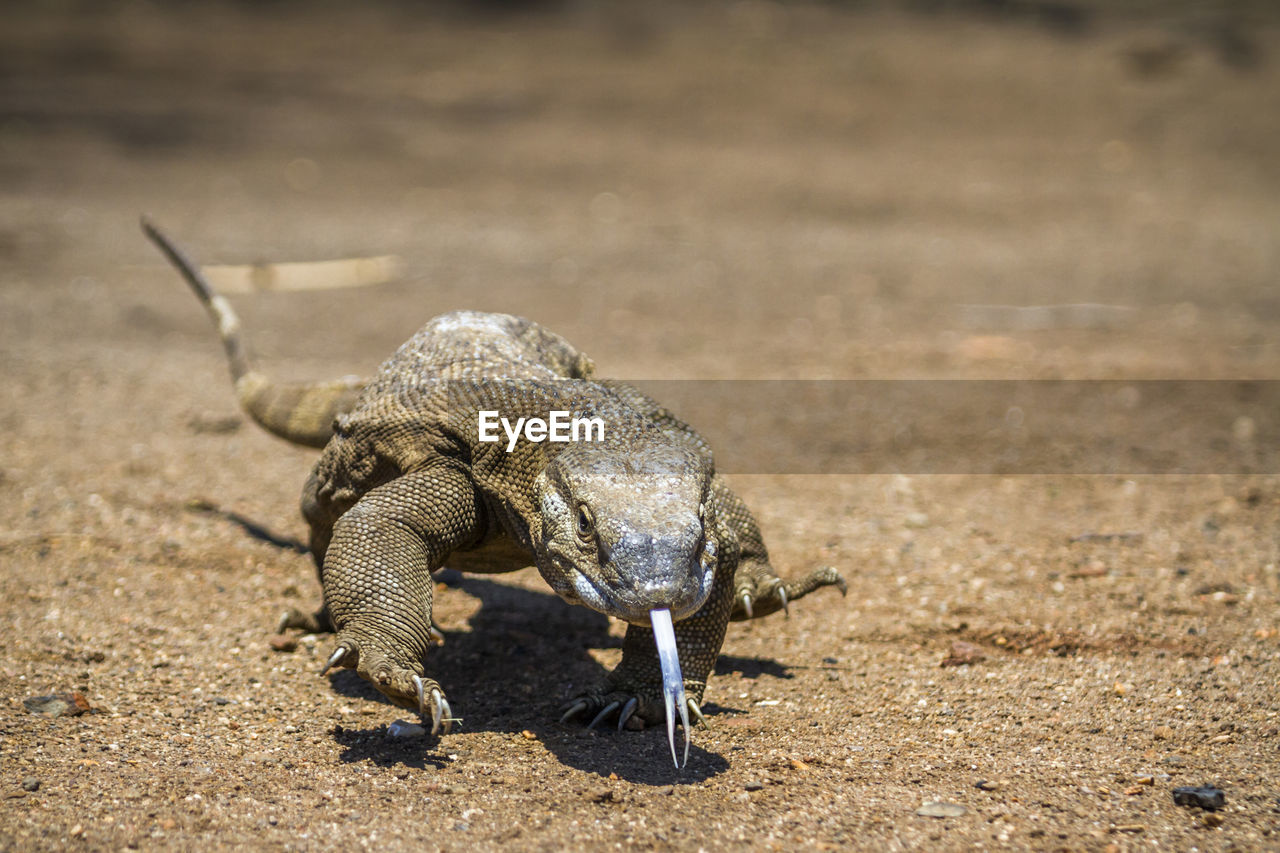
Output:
[{"left": 142, "top": 217, "right": 365, "bottom": 449}]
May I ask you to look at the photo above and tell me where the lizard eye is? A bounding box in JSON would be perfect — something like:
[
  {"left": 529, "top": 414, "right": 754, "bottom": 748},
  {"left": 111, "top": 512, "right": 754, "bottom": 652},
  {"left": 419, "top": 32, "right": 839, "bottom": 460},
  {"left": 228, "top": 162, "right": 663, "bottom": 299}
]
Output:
[{"left": 576, "top": 504, "right": 594, "bottom": 541}]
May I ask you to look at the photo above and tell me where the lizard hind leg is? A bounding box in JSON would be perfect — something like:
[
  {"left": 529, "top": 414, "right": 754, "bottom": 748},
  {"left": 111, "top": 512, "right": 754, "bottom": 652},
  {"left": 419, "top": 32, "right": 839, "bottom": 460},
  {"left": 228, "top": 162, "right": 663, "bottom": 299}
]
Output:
[{"left": 278, "top": 604, "right": 335, "bottom": 634}]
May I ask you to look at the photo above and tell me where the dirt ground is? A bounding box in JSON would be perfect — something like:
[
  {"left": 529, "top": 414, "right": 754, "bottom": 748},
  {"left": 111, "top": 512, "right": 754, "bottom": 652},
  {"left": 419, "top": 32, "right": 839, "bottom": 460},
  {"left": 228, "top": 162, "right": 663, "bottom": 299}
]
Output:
[{"left": 3, "top": 2, "right": 1280, "bottom": 850}]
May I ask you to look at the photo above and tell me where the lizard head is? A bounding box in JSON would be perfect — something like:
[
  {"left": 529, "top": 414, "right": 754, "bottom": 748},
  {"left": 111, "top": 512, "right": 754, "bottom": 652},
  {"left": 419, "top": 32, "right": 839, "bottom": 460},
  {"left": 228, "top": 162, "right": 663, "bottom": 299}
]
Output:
[{"left": 533, "top": 441, "right": 718, "bottom": 625}]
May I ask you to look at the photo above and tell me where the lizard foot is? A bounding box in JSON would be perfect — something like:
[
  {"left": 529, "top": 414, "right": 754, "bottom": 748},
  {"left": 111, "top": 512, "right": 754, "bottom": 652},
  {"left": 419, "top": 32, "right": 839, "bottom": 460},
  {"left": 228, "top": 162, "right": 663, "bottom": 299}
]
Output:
[
  {"left": 320, "top": 635, "right": 454, "bottom": 735},
  {"left": 278, "top": 605, "right": 334, "bottom": 634},
  {"left": 730, "top": 565, "right": 848, "bottom": 622},
  {"left": 559, "top": 687, "right": 706, "bottom": 760}
]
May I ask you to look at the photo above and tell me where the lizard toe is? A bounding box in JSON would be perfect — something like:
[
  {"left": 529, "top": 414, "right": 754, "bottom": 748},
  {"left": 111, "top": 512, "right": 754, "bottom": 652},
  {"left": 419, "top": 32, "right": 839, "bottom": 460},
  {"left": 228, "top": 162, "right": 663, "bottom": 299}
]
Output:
[
  {"left": 559, "top": 699, "right": 590, "bottom": 723},
  {"left": 687, "top": 698, "right": 707, "bottom": 729},
  {"left": 732, "top": 566, "right": 848, "bottom": 621},
  {"left": 561, "top": 688, "right": 662, "bottom": 730},
  {"left": 327, "top": 629, "right": 446, "bottom": 721},
  {"left": 588, "top": 700, "right": 622, "bottom": 730},
  {"left": 616, "top": 697, "right": 639, "bottom": 731},
  {"left": 413, "top": 677, "right": 453, "bottom": 735}
]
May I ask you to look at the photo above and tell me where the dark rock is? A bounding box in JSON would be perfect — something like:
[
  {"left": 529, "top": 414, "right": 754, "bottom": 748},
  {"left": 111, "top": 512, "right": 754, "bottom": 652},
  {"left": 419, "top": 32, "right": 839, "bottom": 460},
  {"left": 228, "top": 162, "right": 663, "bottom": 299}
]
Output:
[
  {"left": 21, "top": 777, "right": 40, "bottom": 792},
  {"left": 23, "top": 692, "right": 90, "bottom": 717},
  {"left": 1172, "top": 786, "right": 1226, "bottom": 811}
]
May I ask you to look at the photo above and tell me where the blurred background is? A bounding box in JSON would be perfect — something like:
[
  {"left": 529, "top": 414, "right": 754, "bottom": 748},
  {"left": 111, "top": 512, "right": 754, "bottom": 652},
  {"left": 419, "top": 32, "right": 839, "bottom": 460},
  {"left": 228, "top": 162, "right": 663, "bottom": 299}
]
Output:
[
  {"left": 1, "top": 0, "right": 1277, "bottom": 383},
  {"left": 3, "top": 9, "right": 1280, "bottom": 848}
]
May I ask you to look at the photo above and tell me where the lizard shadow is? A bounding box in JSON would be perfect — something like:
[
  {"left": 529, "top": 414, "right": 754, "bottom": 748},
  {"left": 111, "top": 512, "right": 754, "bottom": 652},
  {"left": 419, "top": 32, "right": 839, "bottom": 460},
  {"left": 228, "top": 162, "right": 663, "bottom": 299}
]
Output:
[
  {"left": 714, "top": 654, "right": 795, "bottom": 681},
  {"left": 326, "top": 569, "right": 771, "bottom": 782},
  {"left": 328, "top": 718, "right": 453, "bottom": 771}
]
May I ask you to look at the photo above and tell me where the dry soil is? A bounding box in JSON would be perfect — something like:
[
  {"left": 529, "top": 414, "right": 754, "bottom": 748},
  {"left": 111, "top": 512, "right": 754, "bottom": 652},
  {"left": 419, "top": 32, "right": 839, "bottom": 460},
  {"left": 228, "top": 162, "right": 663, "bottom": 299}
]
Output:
[{"left": 2, "top": 3, "right": 1280, "bottom": 850}]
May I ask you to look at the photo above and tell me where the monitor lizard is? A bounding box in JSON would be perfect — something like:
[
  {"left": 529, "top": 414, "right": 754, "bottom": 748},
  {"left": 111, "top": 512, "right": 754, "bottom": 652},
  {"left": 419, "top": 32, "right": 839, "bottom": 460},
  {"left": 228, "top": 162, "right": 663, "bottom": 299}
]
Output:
[{"left": 143, "top": 219, "right": 846, "bottom": 766}]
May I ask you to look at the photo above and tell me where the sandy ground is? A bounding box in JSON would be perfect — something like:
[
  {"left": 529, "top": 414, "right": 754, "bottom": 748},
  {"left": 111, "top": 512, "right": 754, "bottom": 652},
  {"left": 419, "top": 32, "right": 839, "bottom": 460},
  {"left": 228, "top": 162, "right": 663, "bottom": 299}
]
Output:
[{"left": 2, "top": 2, "right": 1280, "bottom": 850}]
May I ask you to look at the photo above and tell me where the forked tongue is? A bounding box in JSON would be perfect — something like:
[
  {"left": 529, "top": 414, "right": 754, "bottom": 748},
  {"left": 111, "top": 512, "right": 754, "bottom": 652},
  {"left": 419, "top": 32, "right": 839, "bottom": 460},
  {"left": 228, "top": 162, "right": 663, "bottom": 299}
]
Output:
[{"left": 649, "top": 608, "right": 690, "bottom": 768}]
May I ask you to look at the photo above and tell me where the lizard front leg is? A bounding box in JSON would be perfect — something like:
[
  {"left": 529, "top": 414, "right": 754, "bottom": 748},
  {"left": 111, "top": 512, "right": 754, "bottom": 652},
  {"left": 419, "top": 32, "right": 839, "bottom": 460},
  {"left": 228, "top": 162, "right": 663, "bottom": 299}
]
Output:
[
  {"left": 320, "top": 460, "right": 481, "bottom": 734},
  {"left": 712, "top": 475, "right": 847, "bottom": 621}
]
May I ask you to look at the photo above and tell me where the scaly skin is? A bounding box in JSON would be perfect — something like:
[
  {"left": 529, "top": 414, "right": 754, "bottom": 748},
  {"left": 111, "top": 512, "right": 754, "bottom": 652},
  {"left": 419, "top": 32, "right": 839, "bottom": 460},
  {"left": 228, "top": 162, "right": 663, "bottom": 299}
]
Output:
[{"left": 145, "top": 220, "right": 847, "bottom": 753}]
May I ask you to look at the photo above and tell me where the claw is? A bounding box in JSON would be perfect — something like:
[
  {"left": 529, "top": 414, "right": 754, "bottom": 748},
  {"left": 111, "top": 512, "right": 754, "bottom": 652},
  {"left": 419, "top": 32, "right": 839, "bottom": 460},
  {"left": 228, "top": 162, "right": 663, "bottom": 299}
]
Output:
[
  {"left": 430, "top": 688, "right": 452, "bottom": 736},
  {"left": 428, "top": 624, "right": 445, "bottom": 646},
  {"left": 740, "top": 592, "right": 753, "bottom": 619},
  {"left": 319, "top": 645, "right": 347, "bottom": 677},
  {"left": 412, "top": 676, "right": 453, "bottom": 736},
  {"left": 778, "top": 585, "right": 789, "bottom": 617},
  {"left": 650, "top": 608, "right": 690, "bottom": 769},
  {"left": 413, "top": 674, "right": 427, "bottom": 716},
  {"left": 617, "top": 697, "right": 639, "bottom": 732},
  {"left": 560, "top": 700, "right": 589, "bottom": 724},
  {"left": 276, "top": 611, "right": 290, "bottom": 634},
  {"left": 588, "top": 700, "right": 621, "bottom": 730},
  {"left": 687, "top": 699, "right": 707, "bottom": 729}
]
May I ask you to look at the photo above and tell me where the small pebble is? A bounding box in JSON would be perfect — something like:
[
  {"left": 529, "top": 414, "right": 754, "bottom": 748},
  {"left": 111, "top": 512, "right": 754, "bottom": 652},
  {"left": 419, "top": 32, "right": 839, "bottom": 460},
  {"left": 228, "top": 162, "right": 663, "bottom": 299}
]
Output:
[
  {"left": 1201, "top": 812, "right": 1225, "bottom": 828},
  {"left": 1113, "top": 824, "right": 1145, "bottom": 833},
  {"left": 1172, "top": 786, "right": 1226, "bottom": 811},
  {"left": 21, "top": 777, "right": 40, "bottom": 792},
  {"left": 916, "top": 801, "right": 967, "bottom": 818},
  {"left": 975, "top": 780, "right": 1004, "bottom": 791},
  {"left": 267, "top": 635, "right": 298, "bottom": 653},
  {"left": 941, "top": 641, "right": 986, "bottom": 668},
  {"left": 744, "top": 781, "right": 764, "bottom": 792},
  {"left": 1153, "top": 725, "right": 1174, "bottom": 740},
  {"left": 386, "top": 719, "right": 427, "bottom": 739},
  {"left": 1070, "top": 560, "right": 1108, "bottom": 578}
]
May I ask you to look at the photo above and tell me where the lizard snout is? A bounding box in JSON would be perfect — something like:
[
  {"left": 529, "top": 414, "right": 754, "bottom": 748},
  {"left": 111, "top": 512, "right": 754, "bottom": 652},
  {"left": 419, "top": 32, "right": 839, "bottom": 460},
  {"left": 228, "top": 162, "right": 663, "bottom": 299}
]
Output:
[{"left": 596, "top": 527, "right": 714, "bottom": 624}]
